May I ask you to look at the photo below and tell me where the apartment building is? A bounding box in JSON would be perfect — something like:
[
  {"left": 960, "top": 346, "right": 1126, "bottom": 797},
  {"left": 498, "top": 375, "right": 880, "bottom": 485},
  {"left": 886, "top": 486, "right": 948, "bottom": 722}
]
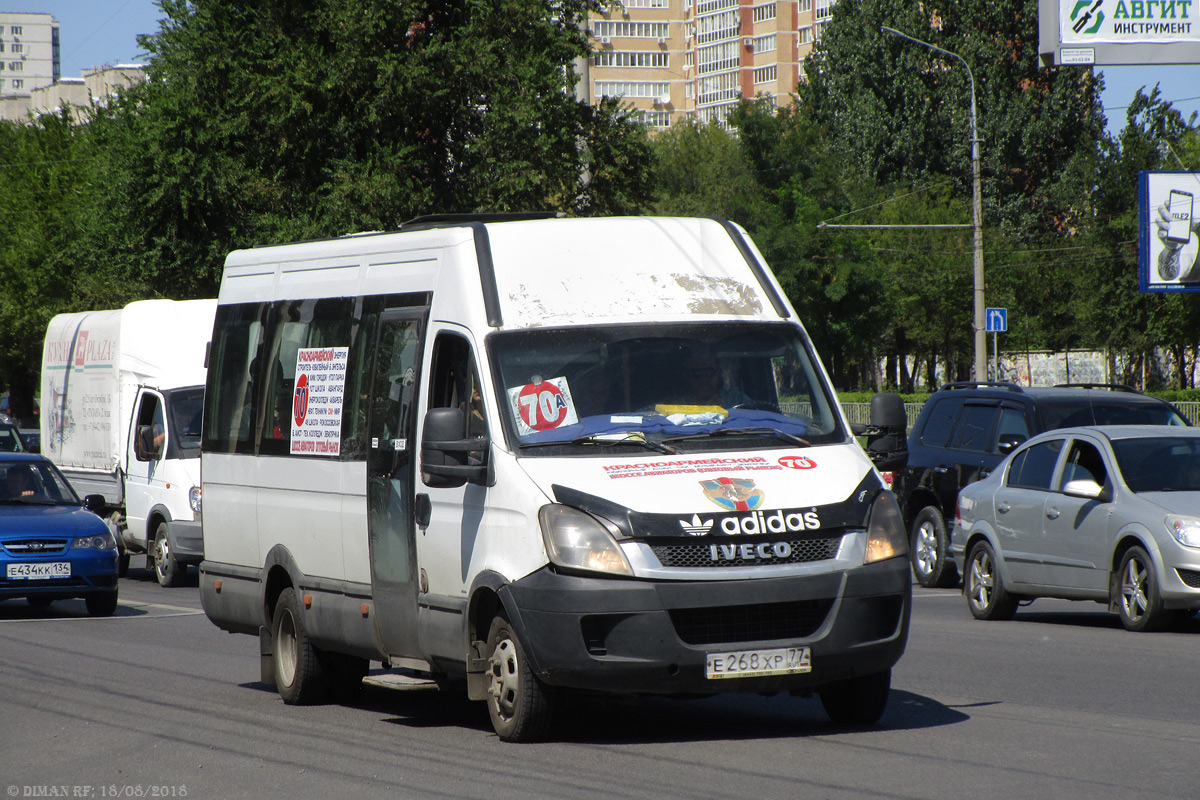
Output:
[
  {"left": 584, "top": 0, "right": 835, "bottom": 130},
  {"left": 0, "top": 11, "right": 59, "bottom": 98}
]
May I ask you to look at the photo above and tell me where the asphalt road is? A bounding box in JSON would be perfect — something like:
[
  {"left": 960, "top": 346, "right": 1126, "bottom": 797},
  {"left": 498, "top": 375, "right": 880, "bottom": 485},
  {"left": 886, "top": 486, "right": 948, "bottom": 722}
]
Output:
[{"left": 3, "top": 566, "right": 1198, "bottom": 800}]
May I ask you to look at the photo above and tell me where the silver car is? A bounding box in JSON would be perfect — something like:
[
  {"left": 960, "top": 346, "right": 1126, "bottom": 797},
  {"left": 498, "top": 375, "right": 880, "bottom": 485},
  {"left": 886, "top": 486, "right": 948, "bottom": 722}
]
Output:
[{"left": 951, "top": 425, "right": 1200, "bottom": 631}]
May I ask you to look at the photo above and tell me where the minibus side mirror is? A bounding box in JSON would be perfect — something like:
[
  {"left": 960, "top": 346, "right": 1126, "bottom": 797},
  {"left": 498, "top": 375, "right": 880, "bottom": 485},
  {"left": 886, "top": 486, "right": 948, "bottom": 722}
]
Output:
[
  {"left": 864, "top": 392, "right": 908, "bottom": 473},
  {"left": 421, "top": 407, "right": 490, "bottom": 488}
]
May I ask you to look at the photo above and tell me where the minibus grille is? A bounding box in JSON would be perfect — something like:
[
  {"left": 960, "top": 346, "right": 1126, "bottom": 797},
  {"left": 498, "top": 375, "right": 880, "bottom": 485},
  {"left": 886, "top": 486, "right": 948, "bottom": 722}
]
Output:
[
  {"left": 649, "top": 535, "right": 842, "bottom": 569},
  {"left": 669, "top": 598, "right": 834, "bottom": 645}
]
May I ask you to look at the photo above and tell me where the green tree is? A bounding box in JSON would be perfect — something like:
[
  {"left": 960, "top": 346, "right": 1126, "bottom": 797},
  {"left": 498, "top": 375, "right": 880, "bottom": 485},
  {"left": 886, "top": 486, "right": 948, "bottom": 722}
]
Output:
[
  {"left": 803, "top": 0, "right": 1104, "bottom": 237},
  {"left": 82, "top": 0, "right": 652, "bottom": 299},
  {"left": 0, "top": 113, "right": 105, "bottom": 422}
]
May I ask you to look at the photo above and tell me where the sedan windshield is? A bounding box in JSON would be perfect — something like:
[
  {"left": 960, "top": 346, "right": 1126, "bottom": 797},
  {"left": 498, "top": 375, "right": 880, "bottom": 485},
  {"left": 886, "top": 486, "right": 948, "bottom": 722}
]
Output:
[
  {"left": 1112, "top": 437, "right": 1200, "bottom": 493},
  {"left": 1, "top": 459, "right": 81, "bottom": 505},
  {"left": 488, "top": 322, "right": 845, "bottom": 453}
]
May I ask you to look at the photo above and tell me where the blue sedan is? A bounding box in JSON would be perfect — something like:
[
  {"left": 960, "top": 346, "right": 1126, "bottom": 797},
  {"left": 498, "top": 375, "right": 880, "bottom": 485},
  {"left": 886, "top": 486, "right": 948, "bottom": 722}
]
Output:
[{"left": 1, "top": 454, "right": 119, "bottom": 615}]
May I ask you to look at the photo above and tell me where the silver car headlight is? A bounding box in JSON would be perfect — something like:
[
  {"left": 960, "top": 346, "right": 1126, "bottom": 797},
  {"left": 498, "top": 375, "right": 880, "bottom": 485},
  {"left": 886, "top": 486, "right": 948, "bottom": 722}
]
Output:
[
  {"left": 539, "top": 504, "right": 632, "bottom": 577},
  {"left": 865, "top": 492, "right": 909, "bottom": 564},
  {"left": 1166, "top": 515, "right": 1200, "bottom": 548}
]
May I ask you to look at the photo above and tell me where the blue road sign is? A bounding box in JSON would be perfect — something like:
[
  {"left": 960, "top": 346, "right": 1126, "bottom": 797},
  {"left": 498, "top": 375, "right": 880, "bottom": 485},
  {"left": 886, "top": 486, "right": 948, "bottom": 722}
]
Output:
[{"left": 986, "top": 307, "right": 1007, "bottom": 333}]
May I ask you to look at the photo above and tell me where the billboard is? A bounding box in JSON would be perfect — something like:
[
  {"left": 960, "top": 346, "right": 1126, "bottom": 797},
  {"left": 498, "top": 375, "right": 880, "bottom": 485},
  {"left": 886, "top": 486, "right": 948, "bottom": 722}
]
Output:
[
  {"left": 1140, "top": 171, "right": 1200, "bottom": 292},
  {"left": 1040, "top": 0, "right": 1200, "bottom": 64}
]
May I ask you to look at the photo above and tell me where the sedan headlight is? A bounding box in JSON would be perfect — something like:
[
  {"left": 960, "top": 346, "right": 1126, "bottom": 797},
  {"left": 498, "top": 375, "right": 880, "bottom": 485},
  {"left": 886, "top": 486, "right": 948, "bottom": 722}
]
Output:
[
  {"left": 539, "top": 505, "right": 632, "bottom": 577},
  {"left": 865, "top": 492, "right": 908, "bottom": 564},
  {"left": 1166, "top": 515, "right": 1200, "bottom": 548},
  {"left": 73, "top": 533, "right": 116, "bottom": 550}
]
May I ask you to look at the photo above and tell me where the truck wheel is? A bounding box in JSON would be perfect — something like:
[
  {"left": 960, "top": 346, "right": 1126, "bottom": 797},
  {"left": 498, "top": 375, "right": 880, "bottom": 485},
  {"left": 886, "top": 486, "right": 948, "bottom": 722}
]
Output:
[
  {"left": 485, "top": 615, "right": 553, "bottom": 742},
  {"left": 85, "top": 590, "right": 119, "bottom": 617},
  {"left": 152, "top": 522, "right": 187, "bottom": 588},
  {"left": 271, "top": 587, "right": 327, "bottom": 705},
  {"left": 819, "top": 670, "right": 891, "bottom": 725},
  {"left": 910, "top": 506, "right": 957, "bottom": 588}
]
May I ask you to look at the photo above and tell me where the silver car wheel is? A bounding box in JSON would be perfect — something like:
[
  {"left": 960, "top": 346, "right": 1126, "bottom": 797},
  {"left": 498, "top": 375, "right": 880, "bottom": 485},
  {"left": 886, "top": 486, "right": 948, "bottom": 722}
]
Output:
[
  {"left": 1120, "top": 557, "right": 1150, "bottom": 623},
  {"left": 915, "top": 520, "right": 938, "bottom": 575},
  {"left": 968, "top": 549, "right": 995, "bottom": 612}
]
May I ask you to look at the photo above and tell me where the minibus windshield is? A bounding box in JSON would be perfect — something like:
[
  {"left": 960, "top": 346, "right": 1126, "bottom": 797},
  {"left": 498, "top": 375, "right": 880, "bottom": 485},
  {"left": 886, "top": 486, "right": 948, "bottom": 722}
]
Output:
[{"left": 488, "top": 322, "right": 846, "bottom": 453}]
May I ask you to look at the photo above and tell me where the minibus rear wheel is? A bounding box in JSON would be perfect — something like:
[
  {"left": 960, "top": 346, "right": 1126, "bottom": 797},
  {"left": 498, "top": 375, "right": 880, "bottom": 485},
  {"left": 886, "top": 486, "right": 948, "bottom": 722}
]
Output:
[
  {"left": 272, "top": 587, "right": 326, "bottom": 704},
  {"left": 485, "top": 615, "right": 553, "bottom": 742}
]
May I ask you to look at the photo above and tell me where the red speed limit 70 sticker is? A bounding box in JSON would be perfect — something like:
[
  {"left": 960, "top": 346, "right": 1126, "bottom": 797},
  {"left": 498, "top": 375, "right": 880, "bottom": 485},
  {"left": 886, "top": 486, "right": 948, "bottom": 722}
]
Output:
[{"left": 508, "top": 377, "right": 579, "bottom": 435}]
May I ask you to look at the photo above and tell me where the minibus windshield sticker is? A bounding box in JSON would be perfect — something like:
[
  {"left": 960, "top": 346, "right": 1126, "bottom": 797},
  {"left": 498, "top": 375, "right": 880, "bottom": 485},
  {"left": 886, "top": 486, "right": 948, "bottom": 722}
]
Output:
[
  {"left": 290, "top": 346, "right": 349, "bottom": 456},
  {"left": 508, "top": 376, "right": 579, "bottom": 436}
]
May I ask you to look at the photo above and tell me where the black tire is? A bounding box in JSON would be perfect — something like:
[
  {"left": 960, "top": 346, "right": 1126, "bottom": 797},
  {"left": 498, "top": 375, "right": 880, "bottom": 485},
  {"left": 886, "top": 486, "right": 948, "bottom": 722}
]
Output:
[
  {"left": 117, "top": 552, "right": 130, "bottom": 578},
  {"left": 1115, "top": 546, "right": 1168, "bottom": 632},
  {"left": 85, "top": 590, "right": 118, "bottom": 617},
  {"left": 485, "top": 615, "right": 553, "bottom": 742},
  {"left": 152, "top": 522, "right": 187, "bottom": 588},
  {"left": 965, "top": 540, "right": 1018, "bottom": 621},
  {"left": 271, "top": 587, "right": 327, "bottom": 704},
  {"left": 910, "top": 506, "right": 958, "bottom": 588},
  {"left": 819, "top": 670, "right": 891, "bottom": 725}
]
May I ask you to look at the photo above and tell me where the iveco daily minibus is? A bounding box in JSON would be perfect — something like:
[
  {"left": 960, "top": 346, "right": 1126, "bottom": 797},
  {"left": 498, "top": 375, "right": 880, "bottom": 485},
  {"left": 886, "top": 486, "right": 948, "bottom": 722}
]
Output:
[{"left": 199, "top": 215, "right": 911, "bottom": 741}]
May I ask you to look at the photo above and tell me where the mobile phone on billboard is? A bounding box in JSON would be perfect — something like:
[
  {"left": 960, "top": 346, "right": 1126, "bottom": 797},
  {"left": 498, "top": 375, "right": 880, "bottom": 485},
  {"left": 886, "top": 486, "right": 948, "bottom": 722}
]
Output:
[{"left": 1167, "top": 190, "right": 1194, "bottom": 244}]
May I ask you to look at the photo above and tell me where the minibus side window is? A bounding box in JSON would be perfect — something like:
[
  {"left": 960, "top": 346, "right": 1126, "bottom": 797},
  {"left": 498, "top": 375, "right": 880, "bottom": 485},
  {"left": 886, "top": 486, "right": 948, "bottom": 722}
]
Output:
[
  {"left": 203, "top": 303, "right": 265, "bottom": 455},
  {"left": 258, "top": 298, "right": 355, "bottom": 458},
  {"left": 428, "top": 333, "right": 486, "bottom": 441}
]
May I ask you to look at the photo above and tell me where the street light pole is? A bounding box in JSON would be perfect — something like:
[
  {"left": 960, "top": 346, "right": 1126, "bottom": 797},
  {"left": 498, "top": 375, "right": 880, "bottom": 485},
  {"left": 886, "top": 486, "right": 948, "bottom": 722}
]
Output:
[{"left": 881, "top": 26, "right": 986, "bottom": 381}]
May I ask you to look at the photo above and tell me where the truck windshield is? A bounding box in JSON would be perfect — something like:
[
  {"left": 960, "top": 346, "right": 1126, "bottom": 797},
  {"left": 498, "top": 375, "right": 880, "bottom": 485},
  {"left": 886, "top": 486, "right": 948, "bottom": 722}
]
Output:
[
  {"left": 169, "top": 388, "right": 205, "bottom": 451},
  {"left": 488, "top": 322, "right": 845, "bottom": 453}
]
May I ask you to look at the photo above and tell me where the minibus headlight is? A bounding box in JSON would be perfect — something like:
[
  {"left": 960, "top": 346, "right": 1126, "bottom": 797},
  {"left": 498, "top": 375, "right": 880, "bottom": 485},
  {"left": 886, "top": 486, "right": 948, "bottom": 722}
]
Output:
[
  {"left": 865, "top": 492, "right": 908, "bottom": 564},
  {"left": 539, "top": 505, "right": 633, "bottom": 577},
  {"left": 189, "top": 486, "right": 202, "bottom": 517}
]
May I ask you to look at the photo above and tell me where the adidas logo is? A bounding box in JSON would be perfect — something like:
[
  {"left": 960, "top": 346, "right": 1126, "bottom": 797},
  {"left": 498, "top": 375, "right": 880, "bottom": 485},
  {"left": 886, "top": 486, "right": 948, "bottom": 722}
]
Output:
[{"left": 678, "top": 514, "right": 713, "bottom": 536}]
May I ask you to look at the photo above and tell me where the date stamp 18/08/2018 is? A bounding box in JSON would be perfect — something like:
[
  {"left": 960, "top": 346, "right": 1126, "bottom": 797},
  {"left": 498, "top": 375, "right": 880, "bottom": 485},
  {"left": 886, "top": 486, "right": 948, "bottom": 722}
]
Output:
[{"left": 7, "top": 787, "right": 187, "bottom": 798}]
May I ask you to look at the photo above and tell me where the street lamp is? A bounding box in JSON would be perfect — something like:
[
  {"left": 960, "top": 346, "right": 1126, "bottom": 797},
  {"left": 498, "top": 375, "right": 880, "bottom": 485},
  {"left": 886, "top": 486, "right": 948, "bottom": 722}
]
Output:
[{"left": 881, "top": 26, "right": 986, "bottom": 382}]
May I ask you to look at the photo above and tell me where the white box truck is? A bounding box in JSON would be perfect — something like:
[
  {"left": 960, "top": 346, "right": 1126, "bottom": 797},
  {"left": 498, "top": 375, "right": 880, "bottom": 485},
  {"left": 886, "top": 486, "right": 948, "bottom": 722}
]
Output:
[
  {"left": 41, "top": 299, "right": 217, "bottom": 587},
  {"left": 199, "top": 215, "right": 911, "bottom": 741}
]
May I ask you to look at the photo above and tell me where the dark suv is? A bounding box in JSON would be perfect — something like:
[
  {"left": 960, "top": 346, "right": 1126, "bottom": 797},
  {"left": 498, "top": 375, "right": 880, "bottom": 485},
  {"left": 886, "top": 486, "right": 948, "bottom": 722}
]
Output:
[{"left": 890, "top": 382, "right": 1190, "bottom": 587}]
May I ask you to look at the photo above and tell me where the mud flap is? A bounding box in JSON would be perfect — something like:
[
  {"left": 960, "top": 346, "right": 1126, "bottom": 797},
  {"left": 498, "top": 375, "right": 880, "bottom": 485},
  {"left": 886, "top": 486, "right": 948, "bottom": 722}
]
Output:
[{"left": 259, "top": 625, "right": 276, "bottom": 685}]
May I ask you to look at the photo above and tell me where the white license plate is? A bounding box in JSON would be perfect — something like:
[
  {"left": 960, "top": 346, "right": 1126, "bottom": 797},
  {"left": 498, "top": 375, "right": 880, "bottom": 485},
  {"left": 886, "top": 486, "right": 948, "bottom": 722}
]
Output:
[
  {"left": 6, "top": 562, "right": 71, "bottom": 580},
  {"left": 706, "top": 646, "right": 812, "bottom": 679}
]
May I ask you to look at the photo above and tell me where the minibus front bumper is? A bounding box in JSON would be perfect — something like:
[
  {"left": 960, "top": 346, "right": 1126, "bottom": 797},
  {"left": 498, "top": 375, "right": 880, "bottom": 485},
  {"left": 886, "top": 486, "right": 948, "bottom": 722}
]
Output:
[{"left": 503, "top": 556, "right": 911, "bottom": 696}]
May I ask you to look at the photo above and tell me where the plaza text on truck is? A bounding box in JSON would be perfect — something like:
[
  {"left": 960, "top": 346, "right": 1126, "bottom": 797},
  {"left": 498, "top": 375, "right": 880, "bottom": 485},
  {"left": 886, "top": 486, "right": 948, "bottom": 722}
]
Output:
[
  {"left": 199, "top": 215, "right": 911, "bottom": 742},
  {"left": 41, "top": 299, "right": 216, "bottom": 587}
]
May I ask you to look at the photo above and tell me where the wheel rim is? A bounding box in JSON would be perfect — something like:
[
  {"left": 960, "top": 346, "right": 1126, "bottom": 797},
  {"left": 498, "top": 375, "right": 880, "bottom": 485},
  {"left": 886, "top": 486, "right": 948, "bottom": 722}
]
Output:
[
  {"left": 969, "top": 550, "right": 994, "bottom": 611},
  {"left": 277, "top": 609, "right": 298, "bottom": 687},
  {"left": 154, "top": 535, "right": 169, "bottom": 578},
  {"left": 487, "top": 637, "right": 520, "bottom": 721},
  {"left": 915, "top": 520, "right": 938, "bottom": 576},
  {"left": 1121, "top": 556, "right": 1149, "bottom": 622}
]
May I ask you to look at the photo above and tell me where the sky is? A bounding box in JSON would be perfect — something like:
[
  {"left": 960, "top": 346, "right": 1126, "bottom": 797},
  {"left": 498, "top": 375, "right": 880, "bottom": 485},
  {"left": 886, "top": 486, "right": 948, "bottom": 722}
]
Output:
[{"left": 8, "top": 0, "right": 1200, "bottom": 141}]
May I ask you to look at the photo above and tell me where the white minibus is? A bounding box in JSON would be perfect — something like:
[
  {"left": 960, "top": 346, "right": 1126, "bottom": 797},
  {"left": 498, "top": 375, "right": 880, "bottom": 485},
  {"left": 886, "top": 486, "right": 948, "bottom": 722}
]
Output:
[{"left": 199, "top": 215, "right": 911, "bottom": 741}]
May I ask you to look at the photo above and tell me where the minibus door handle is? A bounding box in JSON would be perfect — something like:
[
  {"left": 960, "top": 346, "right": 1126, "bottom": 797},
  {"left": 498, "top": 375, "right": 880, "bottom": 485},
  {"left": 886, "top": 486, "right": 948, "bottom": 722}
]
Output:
[{"left": 415, "top": 493, "right": 431, "bottom": 528}]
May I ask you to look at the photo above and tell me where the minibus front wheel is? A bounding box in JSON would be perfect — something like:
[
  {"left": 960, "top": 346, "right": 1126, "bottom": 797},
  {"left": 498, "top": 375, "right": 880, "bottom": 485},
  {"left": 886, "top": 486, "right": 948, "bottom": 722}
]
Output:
[{"left": 485, "top": 614, "right": 554, "bottom": 742}]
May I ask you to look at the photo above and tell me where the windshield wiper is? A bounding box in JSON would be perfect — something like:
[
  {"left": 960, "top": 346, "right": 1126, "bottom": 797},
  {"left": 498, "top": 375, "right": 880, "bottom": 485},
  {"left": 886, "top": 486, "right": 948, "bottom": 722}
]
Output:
[
  {"left": 520, "top": 432, "right": 677, "bottom": 455},
  {"left": 664, "top": 426, "right": 811, "bottom": 448}
]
